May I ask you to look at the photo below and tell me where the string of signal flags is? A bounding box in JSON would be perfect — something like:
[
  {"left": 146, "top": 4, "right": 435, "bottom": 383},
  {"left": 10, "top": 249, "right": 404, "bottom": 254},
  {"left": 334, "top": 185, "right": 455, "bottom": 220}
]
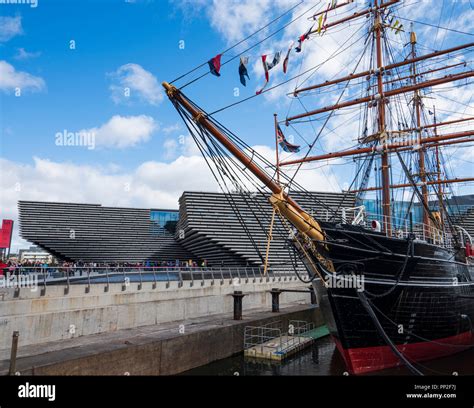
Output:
[{"left": 206, "top": 0, "right": 404, "bottom": 96}]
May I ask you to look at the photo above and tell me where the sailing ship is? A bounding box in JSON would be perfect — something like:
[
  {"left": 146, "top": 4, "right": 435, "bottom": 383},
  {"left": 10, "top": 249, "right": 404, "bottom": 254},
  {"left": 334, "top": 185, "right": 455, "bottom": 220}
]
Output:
[{"left": 163, "top": 0, "right": 474, "bottom": 374}]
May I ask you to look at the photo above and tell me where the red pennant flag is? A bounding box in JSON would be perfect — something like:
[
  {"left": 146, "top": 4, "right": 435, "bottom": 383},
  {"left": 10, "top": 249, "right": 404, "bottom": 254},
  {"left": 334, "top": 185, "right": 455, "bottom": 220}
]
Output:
[{"left": 208, "top": 54, "right": 222, "bottom": 77}]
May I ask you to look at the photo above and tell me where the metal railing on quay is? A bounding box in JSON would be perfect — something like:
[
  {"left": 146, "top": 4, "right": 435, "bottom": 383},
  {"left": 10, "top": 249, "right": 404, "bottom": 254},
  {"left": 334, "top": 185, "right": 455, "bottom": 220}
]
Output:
[{"left": 0, "top": 266, "right": 300, "bottom": 291}]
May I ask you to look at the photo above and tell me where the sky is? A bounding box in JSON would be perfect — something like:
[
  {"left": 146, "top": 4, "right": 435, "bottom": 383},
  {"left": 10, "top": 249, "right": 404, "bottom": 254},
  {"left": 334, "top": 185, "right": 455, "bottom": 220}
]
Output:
[{"left": 0, "top": 0, "right": 473, "bottom": 251}]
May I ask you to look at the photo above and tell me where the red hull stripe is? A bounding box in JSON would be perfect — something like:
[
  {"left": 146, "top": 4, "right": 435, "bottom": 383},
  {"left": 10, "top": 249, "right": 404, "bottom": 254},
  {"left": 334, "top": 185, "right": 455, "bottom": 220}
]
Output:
[{"left": 333, "top": 331, "right": 474, "bottom": 374}]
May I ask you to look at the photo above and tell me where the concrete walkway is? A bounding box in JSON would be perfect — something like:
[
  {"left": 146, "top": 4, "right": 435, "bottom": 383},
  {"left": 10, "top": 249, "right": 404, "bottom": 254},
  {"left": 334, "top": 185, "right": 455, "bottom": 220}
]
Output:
[{"left": 0, "top": 304, "right": 322, "bottom": 376}]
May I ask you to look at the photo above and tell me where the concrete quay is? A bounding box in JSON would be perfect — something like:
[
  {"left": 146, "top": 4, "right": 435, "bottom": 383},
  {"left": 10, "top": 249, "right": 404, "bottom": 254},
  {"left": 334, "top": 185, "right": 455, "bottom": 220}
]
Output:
[
  {"left": 0, "top": 304, "right": 322, "bottom": 375},
  {"left": 0, "top": 277, "right": 310, "bottom": 351}
]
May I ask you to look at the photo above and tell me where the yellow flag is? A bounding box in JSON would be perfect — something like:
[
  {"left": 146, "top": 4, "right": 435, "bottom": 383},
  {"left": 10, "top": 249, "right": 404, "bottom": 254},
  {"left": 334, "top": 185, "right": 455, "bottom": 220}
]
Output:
[{"left": 318, "top": 14, "right": 324, "bottom": 34}]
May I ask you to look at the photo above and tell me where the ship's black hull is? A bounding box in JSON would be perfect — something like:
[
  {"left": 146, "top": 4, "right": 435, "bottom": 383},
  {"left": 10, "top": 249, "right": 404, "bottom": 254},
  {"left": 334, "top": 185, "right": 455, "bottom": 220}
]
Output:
[{"left": 309, "top": 222, "right": 474, "bottom": 374}]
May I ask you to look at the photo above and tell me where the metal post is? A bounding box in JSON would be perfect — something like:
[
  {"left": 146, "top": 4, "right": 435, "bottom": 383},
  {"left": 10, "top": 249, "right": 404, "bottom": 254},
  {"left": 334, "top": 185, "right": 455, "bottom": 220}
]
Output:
[
  {"left": 104, "top": 269, "right": 110, "bottom": 293},
  {"left": 270, "top": 288, "right": 281, "bottom": 313},
  {"left": 40, "top": 272, "right": 47, "bottom": 296},
  {"left": 122, "top": 268, "right": 127, "bottom": 291},
  {"left": 309, "top": 286, "right": 317, "bottom": 305},
  {"left": 86, "top": 269, "right": 91, "bottom": 293},
  {"left": 138, "top": 268, "right": 143, "bottom": 291},
  {"left": 232, "top": 291, "right": 246, "bottom": 320},
  {"left": 64, "top": 269, "right": 70, "bottom": 295},
  {"left": 8, "top": 331, "right": 19, "bottom": 376}
]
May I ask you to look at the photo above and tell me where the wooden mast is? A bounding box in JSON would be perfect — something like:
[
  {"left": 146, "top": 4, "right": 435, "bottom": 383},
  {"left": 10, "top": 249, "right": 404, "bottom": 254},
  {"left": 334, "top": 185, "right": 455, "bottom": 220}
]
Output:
[
  {"left": 263, "top": 114, "right": 281, "bottom": 275},
  {"left": 274, "top": 113, "right": 281, "bottom": 184},
  {"left": 433, "top": 106, "right": 445, "bottom": 231},
  {"left": 374, "top": 0, "right": 391, "bottom": 234},
  {"left": 410, "top": 27, "right": 430, "bottom": 235}
]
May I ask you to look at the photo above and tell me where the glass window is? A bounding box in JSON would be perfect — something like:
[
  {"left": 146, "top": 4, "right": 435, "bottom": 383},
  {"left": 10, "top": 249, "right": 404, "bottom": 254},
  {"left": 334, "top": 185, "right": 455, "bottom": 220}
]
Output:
[{"left": 150, "top": 210, "right": 179, "bottom": 235}]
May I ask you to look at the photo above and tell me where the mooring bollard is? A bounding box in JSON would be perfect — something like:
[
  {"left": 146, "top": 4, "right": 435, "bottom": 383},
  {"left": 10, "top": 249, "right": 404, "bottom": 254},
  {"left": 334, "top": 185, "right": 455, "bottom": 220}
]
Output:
[
  {"left": 309, "top": 286, "right": 317, "bottom": 305},
  {"left": 270, "top": 288, "right": 281, "bottom": 313},
  {"left": 8, "top": 331, "right": 19, "bottom": 376},
  {"left": 232, "top": 291, "right": 246, "bottom": 320}
]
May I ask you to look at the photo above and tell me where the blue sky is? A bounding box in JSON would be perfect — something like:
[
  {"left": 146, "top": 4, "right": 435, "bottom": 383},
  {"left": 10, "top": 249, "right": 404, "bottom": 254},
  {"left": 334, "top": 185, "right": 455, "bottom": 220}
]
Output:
[{"left": 0, "top": 0, "right": 473, "bottom": 250}]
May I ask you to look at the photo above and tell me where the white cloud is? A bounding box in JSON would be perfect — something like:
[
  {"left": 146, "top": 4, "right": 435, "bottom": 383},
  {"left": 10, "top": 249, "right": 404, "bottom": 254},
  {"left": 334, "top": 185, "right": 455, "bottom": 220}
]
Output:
[
  {"left": 0, "top": 155, "right": 219, "bottom": 251},
  {"left": 162, "top": 123, "right": 181, "bottom": 134},
  {"left": 0, "top": 60, "right": 45, "bottom": 93},
  {"left": 0, "top": 16, "right": 23, "bottom": 42},
  {"left": 79, "top": 115, "right": 157, "bottom": 149},
  {"left": 109, "top": 63, "right": 163, "bottom": 105},
  {"left": 1, "top": 138, "right": 343, "bottom": 251},
  {"left": 163, "top": 134, "right": 201, "bottom": 158},
  {"left": 13, "top": 48, "right": 41, "bottom": 60},
  {"left": 172, "top": 0, "right": 295, "bottom": 44}
]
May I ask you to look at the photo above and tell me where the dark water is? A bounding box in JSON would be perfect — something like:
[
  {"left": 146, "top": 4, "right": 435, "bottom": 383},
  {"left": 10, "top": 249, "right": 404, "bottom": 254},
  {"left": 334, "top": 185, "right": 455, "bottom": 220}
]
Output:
[{"left": 182, "top": 336, "right": 474, "bottom": 376}]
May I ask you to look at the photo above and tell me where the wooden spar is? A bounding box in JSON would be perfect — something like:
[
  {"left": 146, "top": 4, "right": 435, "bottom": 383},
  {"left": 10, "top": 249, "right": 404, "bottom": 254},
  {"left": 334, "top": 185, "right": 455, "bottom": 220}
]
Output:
[
  {"left": 352, "top": 137, "right": 474, "bottom": 159},
  {"left": 410, "top": 29, "right": 430, "bottom": 235},
  {"left": 348, "top": 177, "right": 474, "bottom": 193},
  {"left": 280, "top": 130, "right": 474, "bottom": 165},
  {"left": 374, "top": 0, "right": 391, "bottom": 235},
  {"left": 292, "top": 42, "right": 474, "bottom": 96},
  {"left": 162, "top": 82, "right": 326, "bottom": 242},
  {"left": 374, "top": 61, "right": 467, "bottom": 89},
  {"left": 308, "top": 0, "right": 400, "bottom": 36},
  {"left": 360, "top": 116, "right": 474, "bottom": 143},
  {"left": 311, "top": 1, "right": 354, "bottom": 20},
  {"left": 286, "top": 70, "right": 474, "bottom": 122},
  {"left": 426, "top": 137, "right": 474, "bottom": 149}
]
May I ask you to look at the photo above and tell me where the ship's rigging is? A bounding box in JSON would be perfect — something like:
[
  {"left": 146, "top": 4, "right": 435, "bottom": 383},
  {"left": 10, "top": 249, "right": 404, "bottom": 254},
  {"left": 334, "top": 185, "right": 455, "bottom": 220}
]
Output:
[
  {"left": 164, "top": 0, "right": 474, "bottom": 374},
  {"left": 167, "top": 0, "right": 472, "bottom": 247}
]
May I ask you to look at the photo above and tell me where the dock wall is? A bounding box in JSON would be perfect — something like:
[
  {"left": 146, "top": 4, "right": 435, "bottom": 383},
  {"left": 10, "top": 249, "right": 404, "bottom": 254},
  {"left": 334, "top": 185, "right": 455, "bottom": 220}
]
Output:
[{"left": 0, "top": 277, "right": 310, "bottom": 351}]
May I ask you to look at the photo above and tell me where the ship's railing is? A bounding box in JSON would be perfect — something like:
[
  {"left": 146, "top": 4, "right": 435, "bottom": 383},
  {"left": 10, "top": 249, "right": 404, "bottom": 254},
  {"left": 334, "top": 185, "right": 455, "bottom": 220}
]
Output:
[
  {"left": 454, "top": 225, "right": 473, "bottom": 246},
  {"left": 365, "top": 212, "right": 454, "bottom": 248},
  {"left": 0, "top": 265, "right": 301, "bottom": 289},
  {"left": 338, "top": 206, "right": 455, "bottom": 248}
]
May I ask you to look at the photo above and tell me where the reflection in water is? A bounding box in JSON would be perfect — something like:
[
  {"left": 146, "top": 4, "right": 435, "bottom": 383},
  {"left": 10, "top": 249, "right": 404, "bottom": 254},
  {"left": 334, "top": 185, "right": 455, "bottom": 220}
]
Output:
[{"left": 181, "top": 336, "right": 474, "bottom": 376}]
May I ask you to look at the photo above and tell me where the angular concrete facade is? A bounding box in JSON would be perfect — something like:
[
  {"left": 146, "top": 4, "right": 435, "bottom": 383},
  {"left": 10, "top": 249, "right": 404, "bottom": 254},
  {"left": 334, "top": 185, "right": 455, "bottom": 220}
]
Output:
[
  {"left": 176, "top": 191, "right": 356, "bottom": 272},
  {"left": 18, "top": 201, "right": 192, "bottom": 263},
  {"left": 18, "top": 191, "right": 355, "bottom": 268}
]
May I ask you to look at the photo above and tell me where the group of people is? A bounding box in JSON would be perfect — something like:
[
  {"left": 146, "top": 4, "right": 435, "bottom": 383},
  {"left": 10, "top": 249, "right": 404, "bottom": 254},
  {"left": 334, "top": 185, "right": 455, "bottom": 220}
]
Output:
[
  {"left": 0, "top": 258, "right": 210, "bottom": 276},
  {"left": 0, "top": 260, "right": 50, "bottom": 276}
]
